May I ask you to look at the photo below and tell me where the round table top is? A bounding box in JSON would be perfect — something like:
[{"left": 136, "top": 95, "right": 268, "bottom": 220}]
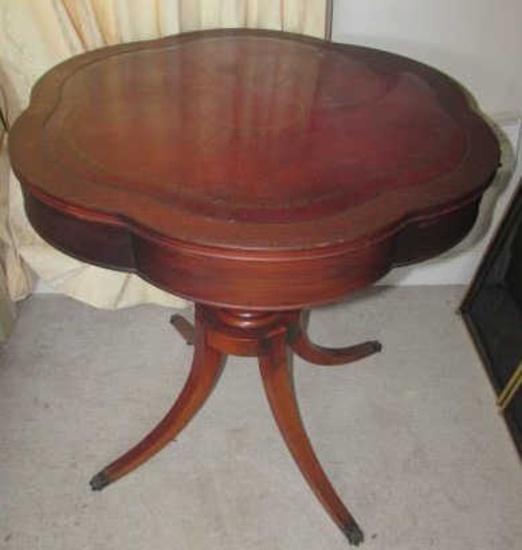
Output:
[{"left": 9, "top": 29, "right": 500, "bottom": 309}]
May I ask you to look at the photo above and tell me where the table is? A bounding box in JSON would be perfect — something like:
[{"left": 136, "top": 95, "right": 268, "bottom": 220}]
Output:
[{"left": 9, "top": 29, "right": 500, "bottom": 545}]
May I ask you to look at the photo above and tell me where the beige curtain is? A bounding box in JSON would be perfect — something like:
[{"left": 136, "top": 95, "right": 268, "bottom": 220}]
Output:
[{"left": 0, "top": 0, "right": 327, "bottom": 309}]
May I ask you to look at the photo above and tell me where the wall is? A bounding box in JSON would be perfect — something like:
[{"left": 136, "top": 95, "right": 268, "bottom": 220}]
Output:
[
  {"left": 332, "top": 0, "right": 522, "bottom": 115},
  {"left": 332, "top": 0, "right": 522, "bottom": 284}
]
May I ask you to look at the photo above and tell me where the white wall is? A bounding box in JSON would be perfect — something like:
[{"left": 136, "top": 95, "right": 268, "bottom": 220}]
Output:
[
  {"left": 332, "top": 0, "right": 522, "bottom": 115},
  {"left": 332, "top": 0, "right": 522, "bottom": 284}
]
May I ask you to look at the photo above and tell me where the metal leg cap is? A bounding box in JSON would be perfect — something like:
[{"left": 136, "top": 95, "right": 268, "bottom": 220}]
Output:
[
  {"left": 90, "top": 471, "right": 111, "bottom": 491},
  {"left": 371, "top": 340, "right": 383, "bottom": 353},
  {"left": 343, "top": 521, "right": 364, "bottom": 546}
]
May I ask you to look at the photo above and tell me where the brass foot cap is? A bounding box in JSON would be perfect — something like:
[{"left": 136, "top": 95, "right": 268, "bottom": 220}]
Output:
[
  {"left": 343, "top": 521, "right": 364, "bottom": 546},
  {"left": 90, "top": 471, "right": 111, "bottom": 491}
]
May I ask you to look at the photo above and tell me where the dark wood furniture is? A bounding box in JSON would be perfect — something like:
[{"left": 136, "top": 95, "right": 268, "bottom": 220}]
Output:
[
  {"left": 9, "top": 30, "right": 499, "bottom": 545},
  {"left": 461, "top": 178, "right": 522, "bottom": 455}
]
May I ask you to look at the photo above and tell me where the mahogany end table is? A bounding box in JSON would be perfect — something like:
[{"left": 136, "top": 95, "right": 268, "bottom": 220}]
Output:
[{"left": 9, "top": 30, "right": 499, "bottom": 545}]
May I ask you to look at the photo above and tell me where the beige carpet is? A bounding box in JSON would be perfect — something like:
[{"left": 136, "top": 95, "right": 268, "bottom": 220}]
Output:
[{"left": 1, "top": 286, "right": 521, "bottom": 550}]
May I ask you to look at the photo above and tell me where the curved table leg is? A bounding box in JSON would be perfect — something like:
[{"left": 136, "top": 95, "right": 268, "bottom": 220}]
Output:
[
  {"left": 90, "top": 325, "right": 225, "bottom": 490},
  {"left": 291, "top": 312, "right": 382, "bottom": 366},
  {"left": 259, "top": 334, "right": 364, "bottom": 546}
]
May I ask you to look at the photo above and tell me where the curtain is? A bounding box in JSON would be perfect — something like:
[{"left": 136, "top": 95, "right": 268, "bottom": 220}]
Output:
[
  {"left": 0, "top": 62, "right": 34, "bottom": 302},
  {"left": 0, "top": 0, "right": 327, "bottom": 309}
]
